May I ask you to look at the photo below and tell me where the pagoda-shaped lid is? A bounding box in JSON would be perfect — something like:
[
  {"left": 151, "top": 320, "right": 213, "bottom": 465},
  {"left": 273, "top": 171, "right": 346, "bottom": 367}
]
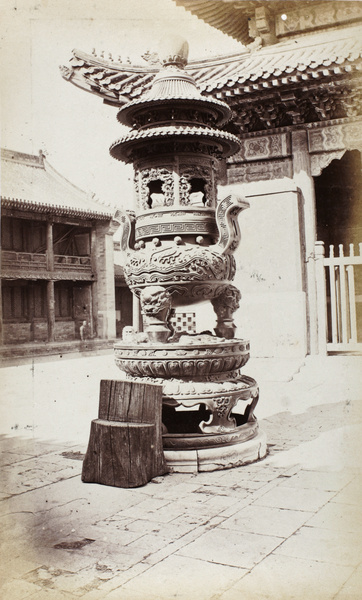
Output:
[{"left": 117, "top": 36, "right": 231, "bottom": 127}]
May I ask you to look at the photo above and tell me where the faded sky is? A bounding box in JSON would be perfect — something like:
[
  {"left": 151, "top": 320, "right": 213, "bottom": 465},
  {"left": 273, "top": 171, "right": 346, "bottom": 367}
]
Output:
[{"left": 0, "top": 0, "right": 242, "bottom": 209}]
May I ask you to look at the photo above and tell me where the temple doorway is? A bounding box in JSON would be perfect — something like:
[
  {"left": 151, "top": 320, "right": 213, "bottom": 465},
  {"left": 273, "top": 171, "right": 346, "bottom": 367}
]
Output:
[{"left": 314, "top": 150, "right": 362, "bottom": 349}]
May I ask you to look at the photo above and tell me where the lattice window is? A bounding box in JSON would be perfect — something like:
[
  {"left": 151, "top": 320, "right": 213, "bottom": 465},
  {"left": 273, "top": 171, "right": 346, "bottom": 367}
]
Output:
[
  {"left": 54, "top": 282, "right": 73, "bottom": 319},
  {"left": 2, "top": 283, "right": 29, "bottom": 321},
  {"left": 170, "top": 311, "right": 196, "bottom": 334}
]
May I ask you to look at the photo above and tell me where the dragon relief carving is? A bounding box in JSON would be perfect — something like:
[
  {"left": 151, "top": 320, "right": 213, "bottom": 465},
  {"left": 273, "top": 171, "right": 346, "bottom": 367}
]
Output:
[
  {"left": 212, "top": 284, "right": 241, "bottom": 339},
  {"left": 124, "top": 245, "right": 236, "bottom": 287},
  {"left": 139, "top": 285, "right": 172, "bottom": 343},
  {"left": 117, "top": 193, "right": 248, "bottom": 328},
  {"left": 179, "top": 176, "right": 191, "bottom": 205}
]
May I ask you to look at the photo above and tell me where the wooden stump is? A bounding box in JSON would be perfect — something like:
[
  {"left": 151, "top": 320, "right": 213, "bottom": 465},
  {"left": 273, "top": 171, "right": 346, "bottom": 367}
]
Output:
[{"left": 82, "top": 380, "right": 168, "bottom": 488}]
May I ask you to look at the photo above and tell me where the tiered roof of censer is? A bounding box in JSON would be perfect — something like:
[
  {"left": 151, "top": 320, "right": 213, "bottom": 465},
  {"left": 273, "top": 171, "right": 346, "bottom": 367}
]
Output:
[
  {"left": 110, "top": 125, "right": 241, "bottom": 163},
  {"left": 109, "top": 40, "right": 241, "bottom": 163},
  {"left": 116, "top": 55, "right": 231, "bottom": 127}
]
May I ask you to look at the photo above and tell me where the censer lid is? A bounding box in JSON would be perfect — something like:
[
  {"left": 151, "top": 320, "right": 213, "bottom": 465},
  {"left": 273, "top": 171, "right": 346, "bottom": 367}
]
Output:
[{"left": 116, "top": 36, "right": 232, "bottom": 127}]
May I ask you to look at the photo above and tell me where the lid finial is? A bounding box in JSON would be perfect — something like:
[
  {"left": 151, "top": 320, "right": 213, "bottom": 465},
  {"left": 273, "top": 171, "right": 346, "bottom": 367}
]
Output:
[{"left": 158, "top": 35, "right": 189, "bottom": 68}]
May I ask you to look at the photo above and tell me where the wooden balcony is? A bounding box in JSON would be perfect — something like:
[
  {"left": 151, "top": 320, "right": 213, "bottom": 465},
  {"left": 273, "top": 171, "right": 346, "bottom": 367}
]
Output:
[
  {"left": 54, "top": 254, "right": 92, "bottom": 272},
  {"left": 1, "top": 251, "right": 92, "bottom": 276},
  {"left": 1, "top": 250, "right": 47, "bottom": 269}
]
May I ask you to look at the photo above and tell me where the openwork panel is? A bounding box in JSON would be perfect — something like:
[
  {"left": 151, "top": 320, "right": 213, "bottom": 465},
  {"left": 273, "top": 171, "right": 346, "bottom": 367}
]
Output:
[
  {"left": 179, "top": 163, "right": 215, "bottom": 207},
  {"left": 136, "top": 167, "right": 174, "bottom": 211}
]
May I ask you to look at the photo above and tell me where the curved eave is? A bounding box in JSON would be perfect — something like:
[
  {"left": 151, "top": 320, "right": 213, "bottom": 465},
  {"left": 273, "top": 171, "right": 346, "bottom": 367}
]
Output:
[
  {"left": 64, "top": 58, "right": 362, "bottom": 105},
  {"left": 110, "top": 125, "right": 241, "bottom": 162},
  {"left": 173, "top": 0, "right": 254, "bottom": 44},
  {"left": 1, "top": 197, "right": 114, "bottom": 220},
  {"left": 60, "top": 68, "right": 128, "bottom": 107},
  {"left": 209, "top": 61, "right": 362, "bottom": 100},
  {"left": 60, "top": 49, "right": 250, "bottom": 108},
  {"left": 61, "top": 31, "right": 362, "bottom": 106}
]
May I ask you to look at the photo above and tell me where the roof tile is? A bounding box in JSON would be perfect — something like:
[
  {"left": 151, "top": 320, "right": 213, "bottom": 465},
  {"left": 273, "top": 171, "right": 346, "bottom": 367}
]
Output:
[
  {"left": 1, "top": 150, "right": 113, "bottom": 219},
  {"left": 63, "top": 25, "right": 362, "bottom": 105}
]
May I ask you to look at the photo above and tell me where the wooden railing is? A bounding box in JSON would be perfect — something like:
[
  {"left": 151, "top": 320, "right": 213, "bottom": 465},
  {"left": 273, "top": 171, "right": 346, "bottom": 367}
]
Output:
[
  {"left": 1, "top": 251, "right": 47, "bottom": 268},
  {"left": 54, "top": 255, "right": 92, "bottom": 271},
  {"left": 316, "top": 242, "right": 362, "bottom": 352},
  {"left": 1, "top": 251, "right": 91, "bottom": 272}
]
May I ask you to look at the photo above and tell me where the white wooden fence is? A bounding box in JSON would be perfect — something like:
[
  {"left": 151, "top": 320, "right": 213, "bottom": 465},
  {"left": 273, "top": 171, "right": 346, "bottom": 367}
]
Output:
[{"left": 316, "top": 241, "right": 362, "bottom": 352}]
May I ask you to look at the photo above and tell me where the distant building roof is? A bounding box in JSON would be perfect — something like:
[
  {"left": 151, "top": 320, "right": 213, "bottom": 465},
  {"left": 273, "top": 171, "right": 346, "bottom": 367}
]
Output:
[
  {"left": 61, "top": 21, "right": 362, "bottom": 132},
  {"left": 173, "top": 1, "right": 362, "bottom": 45},
  {"left": 62, "top": 21, "right": 362, "bottom": 108},
  {"left": 173, "top": 0, "right": 273, "bottom": 44},
  {"left": 114, "top": 262, "right": 125, "bottom": 281},
  {"left": 1, "top": 148, "right": 113, "bottom": 220},
  {"left": 199, "top": 25, "right": 362, "bottom": 95}
]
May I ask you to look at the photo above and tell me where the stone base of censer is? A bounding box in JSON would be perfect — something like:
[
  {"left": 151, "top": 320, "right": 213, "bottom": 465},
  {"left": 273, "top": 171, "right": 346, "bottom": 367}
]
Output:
[
  {"left": 114, "top": 333, "right": 267, "bottom": 473},
  {"left": 164, "top": 431, "right": 267, "bottom": 473}
]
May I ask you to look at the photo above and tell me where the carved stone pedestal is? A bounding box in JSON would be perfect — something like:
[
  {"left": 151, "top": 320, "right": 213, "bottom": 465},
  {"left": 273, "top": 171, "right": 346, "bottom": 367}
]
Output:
[
  {"left": 114, "top": 335, "right": 267, "bottom": 472},
  {"left": 164, "top": 429, "right": 267, "bottom": 473}
]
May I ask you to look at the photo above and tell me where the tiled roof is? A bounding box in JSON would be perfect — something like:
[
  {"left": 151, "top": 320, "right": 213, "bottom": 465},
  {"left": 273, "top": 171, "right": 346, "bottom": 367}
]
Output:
[
  {"left": 199, "top": 27, "right": 362, "bottom": 96},
  {"left": 173, "top": 0, "right": 256, "bottom": 44},
  {"left": 114, "top": 262, "right": 125, "bottom": 280},
  {"left": 0, "top": 149, "right": 113, "bottom": 220},
  {"left": 173, "top": 1, "right": 362, "bottom": 44},
  {"left": 172, "top": 0, "right": 302, "bottom": 44},
  {"left": 62, "top": 25, "right": 362, "bottom": 106}
]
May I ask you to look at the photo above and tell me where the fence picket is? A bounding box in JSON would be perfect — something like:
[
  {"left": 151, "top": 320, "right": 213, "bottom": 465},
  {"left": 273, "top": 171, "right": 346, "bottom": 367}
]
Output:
[
  {"left": 347, "top": 264, "right": 357, "bottom": 343},
  {"left": 328, "top": 245, "right": 338, "bottom": 344},
  {"left": 338, "top": 245, "right": 349, "bottom": 343},
  {"left": 319, "top": 241, "right": 362, "bottom": 352}
]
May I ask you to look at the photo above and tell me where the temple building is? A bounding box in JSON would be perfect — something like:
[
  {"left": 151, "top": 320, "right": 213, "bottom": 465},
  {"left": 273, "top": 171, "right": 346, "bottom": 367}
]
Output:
[
  {"left": 60, "top": 0, "right": 362, "bottom": 358},
  {"left": 0, "top": 148, "right": 121, "bottom": 353}
]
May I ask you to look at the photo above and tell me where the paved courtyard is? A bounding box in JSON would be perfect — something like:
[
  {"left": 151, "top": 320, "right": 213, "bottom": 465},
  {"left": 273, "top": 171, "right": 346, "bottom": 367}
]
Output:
[{"left": 1, "top": 351, "right": 362, "bottom": 599}]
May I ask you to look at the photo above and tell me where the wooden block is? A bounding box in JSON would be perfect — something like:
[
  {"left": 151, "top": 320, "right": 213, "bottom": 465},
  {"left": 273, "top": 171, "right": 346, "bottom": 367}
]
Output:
[
  {"left": 82, "top": 380, "right": 168, "bottom": 488},
  {"left": 82, "top": 420, "right": 156, "bottom": 487}
]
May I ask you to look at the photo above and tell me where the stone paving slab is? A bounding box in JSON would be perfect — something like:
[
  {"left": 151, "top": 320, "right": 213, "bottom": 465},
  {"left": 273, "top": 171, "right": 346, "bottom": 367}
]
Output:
[
  {"left": 275, "top": 468, "right": 355, "bottom": 491},
  {"left": 108, "top": 554, "right": 246, "bottom": 600},
  {"left": 176, "top": 527, "right": 283, "bottom": 569},
  {"left": 334, "top": 564, "right": 362, "bottom": 600},
  {"left": 219, "top": 504, "right": 313, "bottom": 538},
  {"left": 306, "top": 500, "right": 362, "bottom": 533},
  {"left": 273, "top": 524, "right": 362, "bottom": 567},
  {"left": 253, "top": 483, "right": 336, "bottom": 512},
  {"left": 216, "top": 554, "right": 356, "bottom": 600},
  {"left": 1, "top": 451, "right": 359, "bottom": 600},
  {"left": 332, "top": 476, "right": 362, "bottom": 504},
  {"left": 0, "top": 354, "right": 361, "bottom": 599}
]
